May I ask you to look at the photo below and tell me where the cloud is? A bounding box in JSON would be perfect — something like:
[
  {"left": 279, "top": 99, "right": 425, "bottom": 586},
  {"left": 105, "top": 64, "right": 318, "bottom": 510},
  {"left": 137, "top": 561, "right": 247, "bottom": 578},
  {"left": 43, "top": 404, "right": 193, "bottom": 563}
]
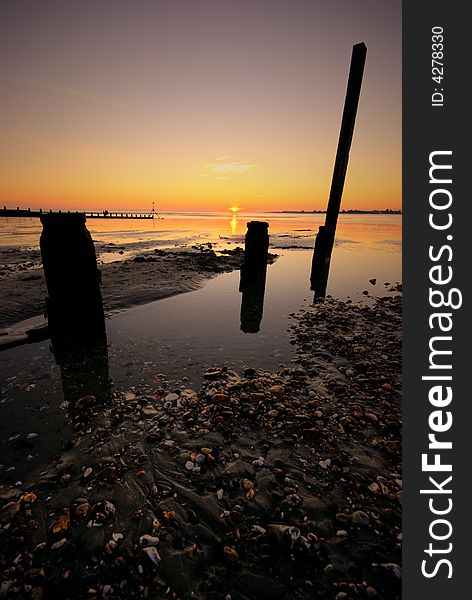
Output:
[{"left": 203, "top": 160, "right": 260, "bottom": 175}]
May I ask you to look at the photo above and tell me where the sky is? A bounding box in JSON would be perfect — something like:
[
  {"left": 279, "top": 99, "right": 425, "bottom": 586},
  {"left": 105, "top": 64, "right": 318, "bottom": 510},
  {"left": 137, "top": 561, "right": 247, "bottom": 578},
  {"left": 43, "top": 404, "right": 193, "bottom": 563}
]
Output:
[{"left": 0, "top": 0, "right": 401, "bottom": 212}]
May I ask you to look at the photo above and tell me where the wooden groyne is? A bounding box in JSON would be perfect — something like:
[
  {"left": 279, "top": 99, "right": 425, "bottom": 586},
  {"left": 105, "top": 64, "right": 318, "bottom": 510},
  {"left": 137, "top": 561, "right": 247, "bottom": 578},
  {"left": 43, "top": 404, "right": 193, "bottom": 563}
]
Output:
[{"left": 1, "top": 207, "right": 154, "bottom": 219}]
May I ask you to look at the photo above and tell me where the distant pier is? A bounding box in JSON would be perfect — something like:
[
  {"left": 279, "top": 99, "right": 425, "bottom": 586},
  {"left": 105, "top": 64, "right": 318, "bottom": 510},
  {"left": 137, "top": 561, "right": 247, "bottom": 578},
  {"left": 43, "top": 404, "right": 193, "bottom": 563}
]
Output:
[{"left": 1, "top": 207, "right": 155, "bottom": 219}]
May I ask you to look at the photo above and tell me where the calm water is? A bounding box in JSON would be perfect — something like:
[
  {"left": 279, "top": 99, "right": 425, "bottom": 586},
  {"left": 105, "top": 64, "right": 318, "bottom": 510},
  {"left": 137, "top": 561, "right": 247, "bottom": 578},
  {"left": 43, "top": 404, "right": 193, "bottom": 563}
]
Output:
[
  {"left": 0, "top": 212, "right": 401, "bottom": 479},
  {"left": 0, "top": 210, "right": 401, "bottom": 383},
  {"left": 0, "top": 210, "right": 400, "bottom": 251}
]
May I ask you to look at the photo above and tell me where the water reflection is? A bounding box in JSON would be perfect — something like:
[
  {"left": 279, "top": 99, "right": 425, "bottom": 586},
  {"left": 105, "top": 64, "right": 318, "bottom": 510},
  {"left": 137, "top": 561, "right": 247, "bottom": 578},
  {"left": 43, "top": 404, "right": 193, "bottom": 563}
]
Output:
[
  {"left": 310, "top": 225, "right": 331, "bottom": 300},
  {"left": 239, "top": 221, "right": 269, "bottom": 333},
  {"left": 230, "top": 214, "right": 238, "bottom": 235},
  {"left": 239, "top": 259, "right": 268, "bottom": 333},
  {"left": 53, "top": 340, "right": 110, "bottom": 414}
]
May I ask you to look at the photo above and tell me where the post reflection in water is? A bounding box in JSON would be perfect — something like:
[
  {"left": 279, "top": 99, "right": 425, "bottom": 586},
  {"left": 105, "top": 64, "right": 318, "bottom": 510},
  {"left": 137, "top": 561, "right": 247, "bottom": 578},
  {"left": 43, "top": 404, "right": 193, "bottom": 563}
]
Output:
[
  {"left": 239, "top": 221, "right": 269, "bottom": 333},
  {"left": 53, "top": 338, "right": 110, "bottom": 416},
  {"left": 239, "top": 260, "right": 268, "bottom": 333},
  {"left": 310, "top": 225, "right": 331, "bottom": 301},
  {"left": 40, "top": 213, "right": 110, "bottom": 415}
]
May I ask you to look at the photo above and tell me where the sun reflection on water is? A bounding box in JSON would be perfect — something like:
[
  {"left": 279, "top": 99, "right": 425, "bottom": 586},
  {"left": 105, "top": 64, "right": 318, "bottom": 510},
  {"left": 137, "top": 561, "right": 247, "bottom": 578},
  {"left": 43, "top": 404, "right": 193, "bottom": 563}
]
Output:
[{"left": 230, "top": 214, "right": 238, "bottom": 235}]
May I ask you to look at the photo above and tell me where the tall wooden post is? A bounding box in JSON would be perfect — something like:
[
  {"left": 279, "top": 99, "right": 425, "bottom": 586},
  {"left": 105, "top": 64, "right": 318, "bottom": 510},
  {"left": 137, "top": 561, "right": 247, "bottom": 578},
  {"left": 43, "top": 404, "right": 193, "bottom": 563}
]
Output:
[{"left": 311, "top": 42, "right": 367, "bottom": 295}]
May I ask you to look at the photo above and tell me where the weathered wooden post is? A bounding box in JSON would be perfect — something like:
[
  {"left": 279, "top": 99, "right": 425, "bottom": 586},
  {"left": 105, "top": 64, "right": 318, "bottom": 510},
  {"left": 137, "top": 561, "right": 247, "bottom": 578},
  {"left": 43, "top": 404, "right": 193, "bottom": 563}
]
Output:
[
  {"left": 310, "top": 42, "right": 367, "bottom": 296},
  {"left": 40, "top": 213, "right": 109, "bottom": 408},
  {"left": 40, "top": 213, "right": 107, "bottom": 356},
  {"left": 239, "top": 221, "right": 269, "bottom": 333}
]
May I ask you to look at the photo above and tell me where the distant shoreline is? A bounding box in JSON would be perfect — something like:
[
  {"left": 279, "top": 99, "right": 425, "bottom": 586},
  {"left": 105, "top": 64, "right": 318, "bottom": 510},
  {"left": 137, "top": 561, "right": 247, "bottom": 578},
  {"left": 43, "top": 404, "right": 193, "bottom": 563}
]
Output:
[
  {"left": 1, "top": 207, "right": 402, "bottom": 216},
  {"left": 274, "top": 209, "right": 402, "bottom": 215}
]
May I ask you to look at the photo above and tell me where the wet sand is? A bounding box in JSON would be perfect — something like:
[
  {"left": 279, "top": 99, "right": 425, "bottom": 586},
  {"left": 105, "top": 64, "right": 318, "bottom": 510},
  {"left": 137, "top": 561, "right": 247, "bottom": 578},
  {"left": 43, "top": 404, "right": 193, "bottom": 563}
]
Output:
[
  {"left": 0, "top": 247, "right": 253, "bottom": 331},
  {"left": 0, "top": 296, "right": 401, "bottom": 600}
]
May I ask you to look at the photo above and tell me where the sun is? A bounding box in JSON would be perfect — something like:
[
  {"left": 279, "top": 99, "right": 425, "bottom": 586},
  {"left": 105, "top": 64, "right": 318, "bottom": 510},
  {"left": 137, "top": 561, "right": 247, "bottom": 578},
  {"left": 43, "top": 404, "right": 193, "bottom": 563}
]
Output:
[{"left": 228, "top": 205, "right": 241, "bottom": 213}]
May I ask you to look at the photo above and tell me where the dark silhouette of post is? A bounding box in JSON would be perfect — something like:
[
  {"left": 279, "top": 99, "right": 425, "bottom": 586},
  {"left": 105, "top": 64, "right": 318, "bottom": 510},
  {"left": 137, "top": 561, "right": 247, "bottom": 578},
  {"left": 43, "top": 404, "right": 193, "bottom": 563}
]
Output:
[
  {"left": 311, "top": 42, "right": 367, "bottom": 297},
  {"left": 40, "top": 213, "right": 110, "bottom": 415},
  {"left": 40, "top": 213, "right": 107, "bottom": 356},
  {"left": 239, "top": 221, "right": 269, "bottom": 333}
]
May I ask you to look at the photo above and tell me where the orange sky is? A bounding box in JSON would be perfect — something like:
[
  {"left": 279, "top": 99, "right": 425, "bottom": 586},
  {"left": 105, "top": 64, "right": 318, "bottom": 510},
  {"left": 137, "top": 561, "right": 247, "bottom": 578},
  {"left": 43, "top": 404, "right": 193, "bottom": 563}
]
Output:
[{"left": 0, "top": 1, "right": 401, "bottom": 212}]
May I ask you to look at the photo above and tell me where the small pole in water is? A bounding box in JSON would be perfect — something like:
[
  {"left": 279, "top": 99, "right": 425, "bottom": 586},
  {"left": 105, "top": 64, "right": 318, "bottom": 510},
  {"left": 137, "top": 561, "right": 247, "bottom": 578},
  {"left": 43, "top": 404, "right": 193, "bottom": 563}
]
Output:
[
  {"left": 150, "top": 201, "right": 161, "bottom": 219},
  {"left": 311, "top": 42, "right": 367, "bottom": 296}
]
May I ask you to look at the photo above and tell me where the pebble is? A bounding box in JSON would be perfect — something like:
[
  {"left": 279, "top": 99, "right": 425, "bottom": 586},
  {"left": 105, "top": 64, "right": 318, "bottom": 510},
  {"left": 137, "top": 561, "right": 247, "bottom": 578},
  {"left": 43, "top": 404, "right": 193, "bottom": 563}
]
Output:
[
  {"left": 352, "top": 510, "right": 370, "bottom": 526},
  {"left": 0, "top": 297, "right": 401, "bottom": 598},
  {"left": 0, "top": 502, "right": 20, "bottom": 525},
  {"left": 382, "top": 562, "right": 402, "bottom": 579}
]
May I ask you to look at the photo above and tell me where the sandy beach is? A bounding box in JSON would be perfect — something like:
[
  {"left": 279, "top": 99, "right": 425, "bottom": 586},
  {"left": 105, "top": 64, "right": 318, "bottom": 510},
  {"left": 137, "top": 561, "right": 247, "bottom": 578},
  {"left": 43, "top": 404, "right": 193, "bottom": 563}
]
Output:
[{"left": 0, "top": 293, "right": 401, "bottom": 599}]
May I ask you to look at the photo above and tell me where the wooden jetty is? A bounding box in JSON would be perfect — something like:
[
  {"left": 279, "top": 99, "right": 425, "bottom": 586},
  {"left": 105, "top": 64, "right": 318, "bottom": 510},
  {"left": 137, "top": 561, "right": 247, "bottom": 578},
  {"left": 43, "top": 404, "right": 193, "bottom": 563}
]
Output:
[{"left": 1, "top": 207, "right": 155, "bottom": 219}]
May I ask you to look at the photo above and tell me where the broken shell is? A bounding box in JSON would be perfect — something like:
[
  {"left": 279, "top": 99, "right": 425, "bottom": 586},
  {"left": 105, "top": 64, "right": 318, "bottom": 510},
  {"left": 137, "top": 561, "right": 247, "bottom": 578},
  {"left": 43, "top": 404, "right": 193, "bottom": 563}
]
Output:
[
  {"left": 139, "top": 534, "right": 160, "bottom": 547},
  {"left": 52, "top": 511, "right": 70, "bottom": 534},
  {"left": 75, "top": 502, "right": 90, "bottom": 517},
  {"left": 381, "top": 562, "right": 402, "bottom": 579},
  {"left": 143, "top": 546, "right": 161, "bottom": 565},
  {"left": 21, "top": 492, "right": 38, "bottom": 504},
  {"left": 104, "top": 501, "right": 116, "bottom": 517},
  {"left": 51, "top": 538, "right": 68, "bottom": 550},
  {"left": 162, "top": 510, "right": 176, "bottom": 523},
  {"left": 252, "top": 525, "right": 267, "bottom": 536},
  {"left": 288, "top": 526, "right": 300, "bottom": 543},
  {"left": 223, "top": 546, "right": 239, "bottom": 563}
]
